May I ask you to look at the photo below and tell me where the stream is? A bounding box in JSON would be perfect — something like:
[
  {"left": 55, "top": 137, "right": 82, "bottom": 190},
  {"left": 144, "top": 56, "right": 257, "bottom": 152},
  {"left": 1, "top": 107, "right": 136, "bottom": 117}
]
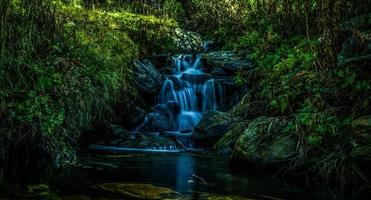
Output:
[
  {"left": 0, "top": 152, "right": 332, "bottom": 199},
  {"left": 0, "top": 52, "right": 362, "bottom": 200}
]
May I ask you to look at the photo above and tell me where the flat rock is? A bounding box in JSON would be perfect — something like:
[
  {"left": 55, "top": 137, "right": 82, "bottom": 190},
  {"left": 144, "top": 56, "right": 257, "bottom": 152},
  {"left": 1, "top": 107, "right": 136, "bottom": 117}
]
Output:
[{"left": 201, "top": 51, "right": 253, "bottom": 72}]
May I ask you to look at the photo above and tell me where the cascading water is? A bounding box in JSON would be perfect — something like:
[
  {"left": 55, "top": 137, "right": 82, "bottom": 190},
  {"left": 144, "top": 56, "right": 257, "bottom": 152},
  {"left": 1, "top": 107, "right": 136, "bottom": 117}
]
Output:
[
  {"left": 127, "top": 53, "right": 226, "bottom": 151},
  {"left": 158, "top": 54, "right": 224, "bottom": 132}
]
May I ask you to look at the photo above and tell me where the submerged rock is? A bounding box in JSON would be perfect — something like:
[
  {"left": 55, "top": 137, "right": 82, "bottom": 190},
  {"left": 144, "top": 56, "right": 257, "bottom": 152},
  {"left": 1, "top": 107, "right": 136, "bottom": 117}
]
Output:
[
  {"left": 193, "top": 111, "right": 242, "bottom": 148},
  {"left": 232, "top": 117, "right": 296, "bottom": 167},
  {"left": 201, "top": 51, "right": 253, "bottom": 73},
  {"left": 93, "top": 183, "right": 178, "bottom": 200}
]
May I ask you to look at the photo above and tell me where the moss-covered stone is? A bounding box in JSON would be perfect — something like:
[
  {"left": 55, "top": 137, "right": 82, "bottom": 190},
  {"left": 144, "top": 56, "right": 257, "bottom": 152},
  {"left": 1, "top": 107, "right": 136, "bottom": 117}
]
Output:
[
  {"left": 193, "top": 111, "right": 242, "bottom": 148},
  {"left": 232, "top": 117, "right": 296, "bottom": 167},
  {"left": 201, "top": 51, "right": 253, "bottom": 72},
  {"left": 93, "top": 183, "right": 178, "bottom": 200},
  {"left": 214, "top": 121, "right": 250, "bottom": 154}
]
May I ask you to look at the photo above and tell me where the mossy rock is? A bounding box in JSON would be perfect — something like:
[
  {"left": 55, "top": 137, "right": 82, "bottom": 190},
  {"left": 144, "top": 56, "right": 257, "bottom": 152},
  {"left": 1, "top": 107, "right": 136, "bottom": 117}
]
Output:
[
  {"left": 193, "top": 111, "right": 242, "bottom": 148},
  {"left": 93, "top": 183, "right": 178, "bottom": 200},
  {"left": 16, "top": 184, "right": 60, "bottom": 199},
  {"left": 232, "top": 117, "right": 296, "bottom": 167},
  {"left": 201, "top": 51, "right": 253, "bottom": 72},
  {"left": 214, "top": 121, "right": 250, "bottom": 154}
]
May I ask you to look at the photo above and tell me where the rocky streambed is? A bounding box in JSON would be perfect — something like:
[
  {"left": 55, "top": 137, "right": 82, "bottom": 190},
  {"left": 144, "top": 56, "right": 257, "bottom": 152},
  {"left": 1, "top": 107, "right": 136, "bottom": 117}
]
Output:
[{"left": 89, "top": 43, "right": 253, "bottom": 154}]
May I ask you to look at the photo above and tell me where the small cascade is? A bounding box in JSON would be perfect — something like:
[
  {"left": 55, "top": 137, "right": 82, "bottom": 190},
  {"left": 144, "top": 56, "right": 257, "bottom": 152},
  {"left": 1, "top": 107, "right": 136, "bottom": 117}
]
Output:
[{"left": 133, "top": 53, "right": 226, "bottom": 150}]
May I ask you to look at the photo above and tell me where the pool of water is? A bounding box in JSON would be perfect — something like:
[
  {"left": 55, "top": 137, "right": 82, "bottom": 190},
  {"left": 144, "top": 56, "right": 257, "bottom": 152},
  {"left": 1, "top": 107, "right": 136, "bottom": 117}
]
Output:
[{"left": 0, "top": 151, "right": 363, "bottom": 199}]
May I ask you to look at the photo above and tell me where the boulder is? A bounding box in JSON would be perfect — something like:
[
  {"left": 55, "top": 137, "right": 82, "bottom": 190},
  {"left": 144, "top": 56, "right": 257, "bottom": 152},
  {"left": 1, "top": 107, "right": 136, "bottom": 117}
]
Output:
[
  {"left": 93, "top": 183, "right": 178, "bottom": 200},
  {"left": 193, "top": 111, "right": 242, "bottom": 148},
  {"left": 201, "top": 51, "right": 253, "bottom": 73},
  {"left": 231, "top": 117, "right": 296, "bottom": 168},
  {"left": 131, "top": 60, "right": 162, "bottom": 95}
]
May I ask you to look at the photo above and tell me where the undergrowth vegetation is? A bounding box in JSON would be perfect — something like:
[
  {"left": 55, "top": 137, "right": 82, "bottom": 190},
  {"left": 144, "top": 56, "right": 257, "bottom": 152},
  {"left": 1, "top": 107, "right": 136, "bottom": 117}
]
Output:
[
  {"left": 227, "top": 26, "right": 370, "bottom": 185},
  {"left": 0, "top": 0, "right": 183, "bottom": 165}
]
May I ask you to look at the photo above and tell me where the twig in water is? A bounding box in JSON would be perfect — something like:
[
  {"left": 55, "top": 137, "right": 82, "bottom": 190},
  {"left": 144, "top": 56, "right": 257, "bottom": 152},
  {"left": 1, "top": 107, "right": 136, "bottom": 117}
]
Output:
[{"left": 192, "top": 174, "right": 207, "bottom": 185}]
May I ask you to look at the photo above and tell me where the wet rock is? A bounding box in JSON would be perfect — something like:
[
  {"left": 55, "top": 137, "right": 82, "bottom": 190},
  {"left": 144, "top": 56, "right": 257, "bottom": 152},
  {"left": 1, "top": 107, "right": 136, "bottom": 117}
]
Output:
[
  {"left": 232, "top": 117, "right": 296, "bottom": 167},
  {"left": 201, "top": 51, "right": 253, "bottom": 73},
  {"left": 128, "top": 107, "right": 146, "bottom": 126},
  {"left": 118, "top": 134, "right": 178, "bottom": 150},
  {"left": 138, "top": 112, "right": 173, "bottom": 132},
  {"left": 154, "top": 102, "right": 180, "bottom": 121},
  {"left": 131, "top": 60, "right": 162, "bottom": 95},
  {"left": 93, "top": 183, "right": 178, "bottom": 200},
  {"left": 210, "top": 67, "right": 227, "bottom": 76},
  {"left": 182, "top": 73, "right": 234, "bottom": 86},
  {"left": 193, "top": 111, "right": 242, "bottom": 148}
]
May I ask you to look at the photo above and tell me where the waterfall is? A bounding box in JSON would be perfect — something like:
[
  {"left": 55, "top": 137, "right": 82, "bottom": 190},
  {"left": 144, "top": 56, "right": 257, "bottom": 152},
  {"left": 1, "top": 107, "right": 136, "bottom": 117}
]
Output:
[
  {"left": 158, "top": 54, "right": 224, "bottom": 132},
  {"left": 136, "top": 53, "right": 225, "bottom": 136}
]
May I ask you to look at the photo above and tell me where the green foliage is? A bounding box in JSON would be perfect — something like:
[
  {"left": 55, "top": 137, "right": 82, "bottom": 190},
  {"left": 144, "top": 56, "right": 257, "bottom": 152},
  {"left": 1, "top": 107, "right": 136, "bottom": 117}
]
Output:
[
  {"left": 186, "top": 0, "right": 248, "bottom": 43},
  {"left": 0, "top": 0, "right": 184, "bottom": 164}
]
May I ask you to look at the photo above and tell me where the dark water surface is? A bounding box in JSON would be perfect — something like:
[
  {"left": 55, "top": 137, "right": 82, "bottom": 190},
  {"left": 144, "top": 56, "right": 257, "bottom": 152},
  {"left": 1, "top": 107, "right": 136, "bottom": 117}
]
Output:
[{"left": 0, "top": 151, "right": 366, "bottom": 199}]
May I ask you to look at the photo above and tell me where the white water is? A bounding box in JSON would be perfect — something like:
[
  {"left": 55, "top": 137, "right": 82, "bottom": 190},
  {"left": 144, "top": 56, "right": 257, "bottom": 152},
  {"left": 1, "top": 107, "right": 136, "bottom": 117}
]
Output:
[{"left": 158, "top": 54, "right": 224, "bottom": 132}]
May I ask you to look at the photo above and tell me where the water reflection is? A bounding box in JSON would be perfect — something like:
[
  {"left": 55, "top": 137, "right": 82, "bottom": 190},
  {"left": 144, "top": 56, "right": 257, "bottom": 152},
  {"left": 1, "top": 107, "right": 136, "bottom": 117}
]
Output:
[{"left": 175, "top": 153, "right": 195, "bottom": 192}]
